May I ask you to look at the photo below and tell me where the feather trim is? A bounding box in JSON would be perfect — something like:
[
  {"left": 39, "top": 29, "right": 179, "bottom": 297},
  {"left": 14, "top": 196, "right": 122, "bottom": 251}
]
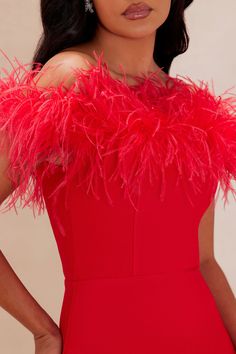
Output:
[{"left": 0, "top": 49, "right": 236, "bottom": 215}]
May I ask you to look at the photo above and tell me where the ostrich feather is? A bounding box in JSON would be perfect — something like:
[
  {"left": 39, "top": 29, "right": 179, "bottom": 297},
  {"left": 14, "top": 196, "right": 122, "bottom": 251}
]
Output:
[{"left": 0, "top": 49, "right": 236, "bottom": 215}]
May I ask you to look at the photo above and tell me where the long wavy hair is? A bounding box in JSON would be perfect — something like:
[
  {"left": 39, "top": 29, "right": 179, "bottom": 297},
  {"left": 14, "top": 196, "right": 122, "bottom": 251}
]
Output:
[{"left": 31, "top": 0, "right": 194, "bottom": 74}]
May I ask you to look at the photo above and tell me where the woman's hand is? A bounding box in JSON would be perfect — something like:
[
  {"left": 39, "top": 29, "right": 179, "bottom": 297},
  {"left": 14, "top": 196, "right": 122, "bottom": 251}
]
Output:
[{"left": 34, "top": 328, "right": 63, "bottom": 354}]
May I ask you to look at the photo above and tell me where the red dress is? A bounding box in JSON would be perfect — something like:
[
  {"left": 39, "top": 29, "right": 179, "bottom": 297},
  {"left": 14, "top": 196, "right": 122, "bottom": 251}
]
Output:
[{"left": 0, "top": 49, "right": 236, "bottom": 353}]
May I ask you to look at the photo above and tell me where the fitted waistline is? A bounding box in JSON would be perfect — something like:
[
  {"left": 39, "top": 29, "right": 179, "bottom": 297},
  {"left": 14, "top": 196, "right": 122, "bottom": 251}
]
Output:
[{"left": 64, "top": 265, "right": 200, "bottom": 284}]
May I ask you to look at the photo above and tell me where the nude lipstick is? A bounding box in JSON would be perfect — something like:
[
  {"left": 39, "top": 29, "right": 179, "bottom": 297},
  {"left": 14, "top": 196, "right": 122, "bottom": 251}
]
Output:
[{"left": 122, "top": 2, "right": 153, "bottom": 20}]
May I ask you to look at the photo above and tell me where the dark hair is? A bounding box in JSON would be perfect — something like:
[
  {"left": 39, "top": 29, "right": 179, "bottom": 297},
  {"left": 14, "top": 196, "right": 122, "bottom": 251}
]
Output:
[{"left": 31, "top": 0, "right": 194, "bottom": 74}]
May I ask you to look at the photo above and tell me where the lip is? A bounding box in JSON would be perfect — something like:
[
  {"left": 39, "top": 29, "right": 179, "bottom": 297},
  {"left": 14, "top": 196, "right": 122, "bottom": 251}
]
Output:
[{"left": 122, "top": 2, "right": 152, "bottom": 15}]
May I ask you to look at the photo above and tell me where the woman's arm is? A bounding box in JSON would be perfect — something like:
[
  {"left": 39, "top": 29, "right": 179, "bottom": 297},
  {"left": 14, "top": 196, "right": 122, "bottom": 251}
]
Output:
[
  {"left": 0, "top": 139, "right": 62, "bottom": 352},
  {"left": 0, "top": 51, "right": 90, "bottom": 352},
  {"left": 0, "top": 249, "right": 61, "bottom": 339},
  {"left": 199, "top": 199, "right": 236, "bottom": 350}
]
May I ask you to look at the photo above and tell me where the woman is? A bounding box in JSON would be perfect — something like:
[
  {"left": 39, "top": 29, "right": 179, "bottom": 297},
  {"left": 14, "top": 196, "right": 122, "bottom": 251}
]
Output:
[{"left": 0, "top": 0, "right": 236, "bottom": 353}]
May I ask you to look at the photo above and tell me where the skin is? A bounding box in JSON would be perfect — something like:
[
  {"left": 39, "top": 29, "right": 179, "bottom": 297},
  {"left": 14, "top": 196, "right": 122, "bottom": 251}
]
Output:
[
  {"left": 86, "top": 0, "right": 171, "bottom": 78},
  {"left": 0, "top": 0, "right": 236, "bottom": 353}
]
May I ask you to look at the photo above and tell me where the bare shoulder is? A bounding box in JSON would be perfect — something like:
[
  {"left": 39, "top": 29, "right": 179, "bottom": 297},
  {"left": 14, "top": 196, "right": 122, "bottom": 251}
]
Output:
[{"left": 33, "top": 48, "right": 97, "bottom": 90}]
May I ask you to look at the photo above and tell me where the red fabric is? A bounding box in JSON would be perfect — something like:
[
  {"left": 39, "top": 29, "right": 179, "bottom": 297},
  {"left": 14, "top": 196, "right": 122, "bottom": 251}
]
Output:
[{"left": 0, "top": 49, "right": 236, "bottom": 353}]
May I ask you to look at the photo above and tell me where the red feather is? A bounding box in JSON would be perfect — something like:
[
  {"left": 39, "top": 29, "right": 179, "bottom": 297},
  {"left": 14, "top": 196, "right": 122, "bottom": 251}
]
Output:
[{"left": 0, "top": 49, "right": 236, "bottom": 216}]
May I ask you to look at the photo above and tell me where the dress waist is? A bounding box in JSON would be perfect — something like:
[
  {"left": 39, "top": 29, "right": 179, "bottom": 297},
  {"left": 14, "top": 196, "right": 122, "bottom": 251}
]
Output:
[{"left": 64, "top": 265, "right": 200, "bottom": 285}]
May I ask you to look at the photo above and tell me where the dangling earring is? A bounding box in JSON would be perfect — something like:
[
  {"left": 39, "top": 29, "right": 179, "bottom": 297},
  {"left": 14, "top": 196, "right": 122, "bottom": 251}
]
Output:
[{"left": 85, "top": 0, "right": 94, "bottom": 13}]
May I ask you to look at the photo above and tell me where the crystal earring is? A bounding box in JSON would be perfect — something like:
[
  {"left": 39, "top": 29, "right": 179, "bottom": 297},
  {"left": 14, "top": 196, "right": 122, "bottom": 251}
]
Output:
[{"left": 85, "top": 0, "right": 94, "bottom": 13}]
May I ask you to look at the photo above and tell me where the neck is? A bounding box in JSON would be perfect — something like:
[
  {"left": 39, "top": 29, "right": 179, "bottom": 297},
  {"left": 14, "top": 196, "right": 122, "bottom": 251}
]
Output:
[{"left": 87, "top": 24, "right": 160, "bottom": 77}]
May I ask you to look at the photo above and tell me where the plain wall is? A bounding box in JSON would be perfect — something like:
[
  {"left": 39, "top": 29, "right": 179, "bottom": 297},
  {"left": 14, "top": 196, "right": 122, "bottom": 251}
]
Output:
[{"left": 0, "top": 1, "right": 235, "bottom": 353}]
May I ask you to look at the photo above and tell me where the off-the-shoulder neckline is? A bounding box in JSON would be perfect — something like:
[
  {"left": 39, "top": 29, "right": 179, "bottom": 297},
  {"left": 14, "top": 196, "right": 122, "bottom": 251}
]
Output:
[{"left": 65, "top": 49, "right": 177, "bottom": 91}]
